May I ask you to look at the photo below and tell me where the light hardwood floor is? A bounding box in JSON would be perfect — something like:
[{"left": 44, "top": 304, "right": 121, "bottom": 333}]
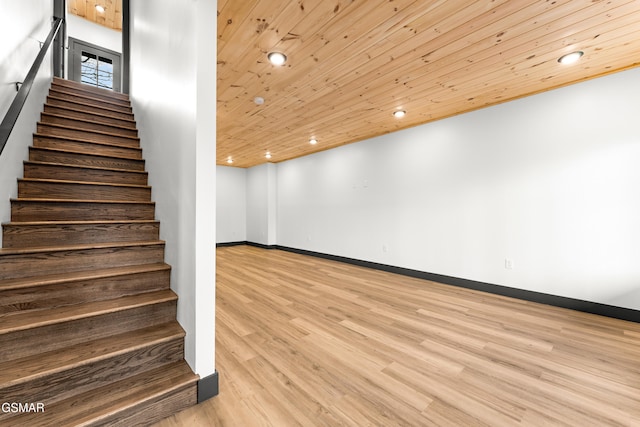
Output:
[{"left": 154, "top": 245, "right": 640, "bottom": 426}]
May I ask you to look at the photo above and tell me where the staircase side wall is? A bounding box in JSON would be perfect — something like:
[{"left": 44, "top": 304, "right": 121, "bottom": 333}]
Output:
[
  {"left": 129, "top": 0, "right": 216, "bottom": 377},
  {"left": 0, "top": 2, "right": 54, "bottom": 246}
]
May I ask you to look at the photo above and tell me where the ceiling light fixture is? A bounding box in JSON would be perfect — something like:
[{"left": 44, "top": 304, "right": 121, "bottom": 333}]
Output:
[
  {"left": 558, "top": 51, "right": 584, "bottom": 64},
  {"left": 227, "top": 157, "right": 233, "bottom": 164},
  {"left": 309, "top": 138, "right": 318, "bottom": 145},
  {"left": 267, "top": 52, "right": 287, "bottom": 66},
  {"left": 254, "top": 96, "right": 265, "bottom": 105},
  {"left": 95, "top": 4, "right": 106, "bottom": 13},
  {"left": 393, "top": 110, "right": 406, "bottom": 118},
  {"left": 265, "top": 152, "right": 272, "bottom": 159}
]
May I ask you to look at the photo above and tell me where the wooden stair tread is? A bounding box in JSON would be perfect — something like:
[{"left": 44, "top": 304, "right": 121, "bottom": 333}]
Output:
[
  {"left": 41, "top": 111, "right": 137, "bottom": 131},
  {"left": 44, "top": 103, "right": 136, "bottom": 124},
  {"left": 41, "top": 113, "right": 137, "bottom": 138},
  {"left": 4, "top": 361, "right": 197, "bottom": 427},
  {"left": 3, "top": 219, "right": 159, "bottom": 226},
  {"left": 37, "top": 123, "right": 140, "bottom": 143},
  {"left": 52, "top": 77, "right": 130, "bottom": 101},
  {"left": 0, "top": 322, "right": 184, "bottom": 387},
  {"left": 48, "top": 87, "right": 131, "bottom": 109},
  {"left": 18, "top": 177, "right": 151, "bottom": 190},
  {"left": 12, "top": 197, "right": 154, "bottom": 204},
  {"left": 0, "top": 289, "right": 176, "bottom": 335},
  {"left": 46, "top": 95, "right": 134, "bottom": 118},
  {"left": 29, "top": 146, "right": 146, "bottom": 164},
  {"left": 0, "top": 262, "right": 169, "bottom": 291},
  {"left": 34, "top": 133, "right": 142, "bottom": 151},
  {"left": 24, "top": 160, "right": 148, "bottom": 175},
  {"left": 0, "top": 239, "right": 164, "bottom": 255}
]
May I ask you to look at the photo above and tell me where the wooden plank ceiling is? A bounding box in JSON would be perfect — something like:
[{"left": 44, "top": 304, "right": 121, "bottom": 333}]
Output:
[
  {"left": 217, "top": 0, "right": 640, "bottom": 168},
  {"left": 68, "top": 0, "right": 122, "bottom": 32}
]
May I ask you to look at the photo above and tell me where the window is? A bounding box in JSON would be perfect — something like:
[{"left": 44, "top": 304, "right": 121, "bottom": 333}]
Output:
[
  {"left": 80, "top": 52, "right": 114, "bottom": 90},
  {"left": 69, "top": 38, "right": 121, "bottom": 92}
]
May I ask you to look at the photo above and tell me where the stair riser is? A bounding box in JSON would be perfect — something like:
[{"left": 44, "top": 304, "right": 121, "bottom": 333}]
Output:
[
  {"left": 37, "top": 123, "right": 140, "bottom": 148},
  {"left": 0, "top": 268, "right": 170, "bottom": 314},
  {"left": 49, "top": 88, "right": 131, "bottom": 109},
  {"left": 29, "top": 147, "right": 146, "bottom": 171},
  {"left": 47, "top": 97, "right": 134, "bottom": 120},
  {"left": 0, "top": 301, "right": 176, "bottom": 362},
  {"left": 11, "top": 200, "right": 155, "bottom": 222},
  {"left": 103, "top": 383, "right": 197, "bottom": 427},
  {"left": 3, "top": 361, "right": 197, "bottom": 427},
  {"left": 41, "top": 114, "right": 138, "bottom": 138},
  {"left": 44, "top": 105, "right": 136, "bottom": 129},
  {"left": 18, "top": 181, "right": 152, "bottom": 202},
  {"left": 0, "top": 339, "right": 184, "bottom": 407},
  {"left": 24, "top": 163, "right": 148, "bottom": 186},
  {"left": 2, "top": 222, "right": 160, "bottom": 248},
  {"left": 33, "top": 136, "right": 142, "bottom": 159},
  {"left": 0, "top": 244, "right": 165, "bottom": 280},
  {"left": 52, "top": 79, "right": 130, "bottom": 101}
]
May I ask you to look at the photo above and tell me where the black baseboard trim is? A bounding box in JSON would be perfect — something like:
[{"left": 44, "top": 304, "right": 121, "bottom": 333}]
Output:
[
  {"left": 216, "top": 241, "right": 278, "bottom": 250},
  {"left": 246, "top": 241, "right": 278, "bottom": 250},
  {"left": 197, "top": 371, "right": 219, "bottom": 403},
  {"left": 216, "top": 241, "right": 248, "bottom": 248},
  {"left": 219, "top": 242, "right": 640, "bottom": 324}
]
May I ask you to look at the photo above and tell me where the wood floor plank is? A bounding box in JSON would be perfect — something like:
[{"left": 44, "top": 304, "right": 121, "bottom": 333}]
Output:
[{"left": 153, "top": 246, "right": 640, "bottom": 426}]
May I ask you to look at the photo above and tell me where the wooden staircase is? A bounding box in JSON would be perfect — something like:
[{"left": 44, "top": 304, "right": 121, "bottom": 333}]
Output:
[{"left": 0, "top": 77, "right": 198, "bottom": 426}]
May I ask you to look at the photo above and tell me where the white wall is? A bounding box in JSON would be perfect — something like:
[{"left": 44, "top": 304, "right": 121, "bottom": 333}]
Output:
[
  {"left": 66, "top": 13, "right": 122, "bottom": 54},
  {"left": 0, "top": 1, "right": 53, "bottom": 247},
  {"left": 217, "top": 166, "right": 247, "bottom": 243},
  {"left": 247, "top": 163, "right": 277, "bottom": 245},
  {"left": 130, "top": 0, "right": 216, "bottom": 376},
  {"left": 275, "top": 68, "right": 640, "bottom": 310}
]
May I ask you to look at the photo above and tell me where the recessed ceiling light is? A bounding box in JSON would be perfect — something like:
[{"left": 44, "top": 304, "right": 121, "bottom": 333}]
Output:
[
  {"left": 267, "top": 52, "right": 287, "bottom": 66},
  {"left": 265, "top": 152, "right": 272, "bottom": 159},
  {"left": 309, "top": 138, "right": 318, "bottom": 145},
  {"left": 254, "top": 96, "right": 265, "bottom": 105},
  {"left": 558, "top": 51, "right": 583, "bottom": 64},
  {"left": 393, "top": 110, "right": 406, "bottom": 118},
  {"left": 95, "top": 5, "right": 105, "bottom": 13},
  {"left": 227, "top": 157, "right": 233, "bottom": 164}
]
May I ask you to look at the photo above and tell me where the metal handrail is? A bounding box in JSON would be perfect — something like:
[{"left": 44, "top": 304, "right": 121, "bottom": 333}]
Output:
[{"left": 0, "top": 17, "right": 63, "bottom": 157}]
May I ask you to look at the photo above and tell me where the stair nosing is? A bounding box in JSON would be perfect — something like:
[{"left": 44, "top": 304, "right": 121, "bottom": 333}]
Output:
[
  {"left": 41, "top": 112, "right": 138, "bottom": 133},
  {"left": 3, "top": 219, "right": 159, "bottom": 226},
  {"left": 44, "top": 103, "right": 136, "bottom": 125},
  {"left": 12, "top": 197, "right": 155, "bottom": 204},
  {"left": 37, "top": 122, "right": 141, "bottom": 142},
  {"left": 24, "top": 160, "right": 148, "bottom": 175},
  {"left": 0, "top": 290, "right": 177, "bottom": 336},
  {"left": 19, "top": 177, "right": 152, "bottom": 190},
  {"left": 0, "top": 262, "right": 169, "bottom": 291},
  {"left": 0, "top": 322, "right": 184, "bottom": 388}
]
